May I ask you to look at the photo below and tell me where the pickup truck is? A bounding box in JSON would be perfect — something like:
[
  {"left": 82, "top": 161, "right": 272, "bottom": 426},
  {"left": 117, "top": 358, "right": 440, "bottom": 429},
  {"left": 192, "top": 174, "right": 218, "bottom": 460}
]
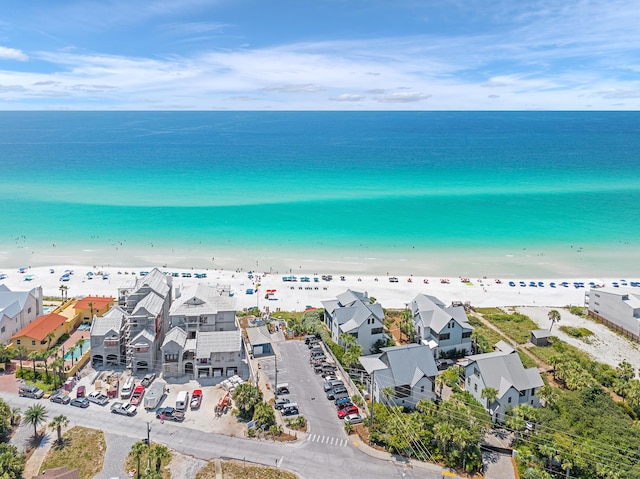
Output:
[
  {"left": 155, "top": 406, "right": 185, "bottom": 422},
  {"left": 110, "top": 402, "right": 137, "bottom": 416},
  {"left": 130, "top": 385, "right": 145, "bottom": 405},
  {"left": 87, "top": 391, "right": 109, "bottom": 405},
  {"left": 190, "top": 389, "right": 202, "bottom": 409}
]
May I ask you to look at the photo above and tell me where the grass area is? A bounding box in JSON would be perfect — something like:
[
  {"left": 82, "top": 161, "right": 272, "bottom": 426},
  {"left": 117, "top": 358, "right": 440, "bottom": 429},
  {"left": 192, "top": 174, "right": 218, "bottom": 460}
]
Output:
[
  {"left": 40, "top": 426, "right": 106, "bottom": 479},
  {"left": 518, "top": 351, "right": 538, "bottom": 369},
  {"left": 194, "top": 460, "right": 297, "bottom": 479},
  {"left": 474, "top": 307, "right": 503, "bottom": 315},
  {"left": 529, "top": 337, "right": 594, "bottom": 365},
  {"left": 558, "top": 325, "right": 593, "bottom": 339},
  {"left": 467, "top": 316, "right": 506, "bottom": 348},
  {"left": 480, "top": 311, "right": 539, "bottom": 344}
]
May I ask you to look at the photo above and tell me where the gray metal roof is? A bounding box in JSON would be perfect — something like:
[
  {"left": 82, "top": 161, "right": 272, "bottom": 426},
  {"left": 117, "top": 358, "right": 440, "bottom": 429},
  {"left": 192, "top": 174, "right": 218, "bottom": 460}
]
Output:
[
  {"left": 531, "top": 329, "right": 553, "bottom": 339},
  {"left": 162, "top": 326, "right": 187, "bottom": 349},
  {"left": 324, "top": 290, "right": 384, "bottom": 333},
  {"left": 170, "top": 284, "right": 236, "bottom": 316},
  {"left": 466, "top": 351, "right": 543, "bottom": 397},
  {"left": 0, "top": 285, "right": 38, "bottom": 319},
  {"left": 130, "top": 328, "right": 155, "bottom": 346},
  {"left": 133, "top": 291, "right": 164, "bottom": 317},
  {"left": 411, "top": 293, "right": 471, "bottom": 334},
  {"left": 360, "top": 344, "right": 438, "bottom": 388},
  {"left": 90, "top": 306, "right": 126, "bottom": 337},
  {"left": 196, "top": 330, "right": 242, "bottom": 358},
  {"left": 246, "top": 325, "right": 271, "bottom": 346},
  {"left": 133, "top": 268, "right": 170, "bottom": 298}
]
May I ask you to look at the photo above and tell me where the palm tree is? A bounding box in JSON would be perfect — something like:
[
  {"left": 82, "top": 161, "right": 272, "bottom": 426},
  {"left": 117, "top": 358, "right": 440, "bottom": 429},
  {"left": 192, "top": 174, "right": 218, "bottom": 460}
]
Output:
[
  {"left": 49, "top": 414, "right": 69, "bottom": 444},
  {"left": 88, "top": 301, "right": 95, "bottom": 320},
  {"left": 14, "top": 345, "right": 27, "bottom": 371},
  {"left": 0, "top": 446, "right": 24, "bottom": 479},
  {"left": 548, "top": 309, "right": 561, "bottom": 331},
  {"left": 435, "top": 374, "right": 446, "bottom": 399},
  {"left": 46, "top": 332, "right": 56, "bottom": 350},
  {"left": 149, "top": 443, "right": 171, "bottom": 472},
  {"left": 75, "top": 338, "right": 86, "bottom": 357},
  {"left": 59, "top": 284, "right": 69, "bottom": 301},
  {"left": 130, "top": 441, "right": 147, "bottom": 479},
  {"left": 40, "top": 350, "right": 51, "bottom": 382},
  {"left": 9, "top": 407, "right": 21, "bottom": 427},
  {"left": 480, "top": 386, "right": 499, "bottom": 412},
  {"left": 27, "top": 351, "right": 40, "bottom": 377},
  {"left": 22, "top": 403, "right": 48, "bottom": 438},
  {"left": 51, "top": 357, "right": 65, "bottom": 388}
]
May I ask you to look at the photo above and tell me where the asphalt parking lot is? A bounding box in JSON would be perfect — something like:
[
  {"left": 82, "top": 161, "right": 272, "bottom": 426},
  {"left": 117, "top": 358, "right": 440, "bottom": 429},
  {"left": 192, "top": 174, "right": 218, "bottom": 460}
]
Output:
[{"left": 260, "top": 339, "right": 351, "bottom": 444}]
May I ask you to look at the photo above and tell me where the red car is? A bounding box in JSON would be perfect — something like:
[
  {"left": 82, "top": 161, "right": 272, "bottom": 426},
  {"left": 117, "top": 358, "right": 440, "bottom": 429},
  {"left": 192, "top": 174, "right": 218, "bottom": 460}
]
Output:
[
  {"left": 129, "top": 385, "right": 145, "bottom": 405},
  {"left": 337, "top": 404, "right": 359, "bottom": 419}
]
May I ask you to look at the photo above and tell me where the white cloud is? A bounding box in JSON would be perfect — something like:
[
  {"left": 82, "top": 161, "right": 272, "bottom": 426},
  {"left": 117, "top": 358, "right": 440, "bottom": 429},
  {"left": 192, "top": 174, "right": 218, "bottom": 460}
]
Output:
[
  {"left": 261, "top": 84, "right": 324, "bottom": 93},
  {"left": 375, "top": 92, "right": 431, "bottom": 103},
  {"left": 0, "top": 46, "right": 28, "bottom": 61},
  {"left": 329, "top": 94, "right": 365, "bottom": 102}
]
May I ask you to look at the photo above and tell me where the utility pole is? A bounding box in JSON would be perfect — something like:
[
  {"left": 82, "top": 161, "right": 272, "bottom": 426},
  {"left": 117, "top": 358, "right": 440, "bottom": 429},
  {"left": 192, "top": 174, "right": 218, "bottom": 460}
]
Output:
[
  {"left": 274, "top": 353, "right": 278, "bottom": 399},
  {"left": 146, "top": 422, "right": 151, "bottom": 471},
  {"left": 370, "top": 369, "right": 375, "bottom": 426}
]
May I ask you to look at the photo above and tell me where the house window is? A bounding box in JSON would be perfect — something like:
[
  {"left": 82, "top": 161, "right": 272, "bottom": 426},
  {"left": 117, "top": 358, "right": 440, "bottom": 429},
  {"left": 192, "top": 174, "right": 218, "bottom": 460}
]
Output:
[
  {"left": 462, "top": 332, "right": 472, "bottom": 339},
  {"left": 474, "top": 384, "right": 478, "bottom": 392},
  {"left": 508, "top": 397, "right": 512, "bottom": 403},
  {"left": 0, "top": 326, "right": 4, "bottom": 333},
  {"left": 394, "top": 385, "right": 411, "bottom": 398},
  {"left": 467, "top": 377, "right": 471, "bottom": 386},
  {"left": 350, "top": 332, "right": 359, "bottom": 339},
  {"left": 438, "top": 333, "right": 450, "bottom": 341},
  {"left": 531, "top": 388, "right": 536, "bottom": 396},
  {"left": 32, "top": 340, "right": 36, "bottom": 346},
  {"left": 519, "top": 390, "right": 526, "bottom": 397},
  {"left": 40, "top": 340, "right": 47, "bottom": 345},
  {"left": 371, "top": 327, "right": 383, "bottom": 335},
  {"left": 28, "top": 307, "right": 32, "bottom": 314},
  {"left": 164, "top": 353, "right": 178, "bottom": 362},
  {"left": 420, "top": 385, "right": 425, "bottom": 393},
  {"left": 16, "top": 339, "right": 20, "bottom": 345}
]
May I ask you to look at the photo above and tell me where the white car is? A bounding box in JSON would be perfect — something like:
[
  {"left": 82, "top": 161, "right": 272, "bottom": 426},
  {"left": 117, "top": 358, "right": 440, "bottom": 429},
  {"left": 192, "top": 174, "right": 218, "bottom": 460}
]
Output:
[
  {"left": 110, "top": 402, "right": 137, "bottom": 416},
  {"left": 343, "top": 413, "right": 364, "bottom": 425},
  {"left": 87, "top": 391, "right": 110, "bottom": 405}
]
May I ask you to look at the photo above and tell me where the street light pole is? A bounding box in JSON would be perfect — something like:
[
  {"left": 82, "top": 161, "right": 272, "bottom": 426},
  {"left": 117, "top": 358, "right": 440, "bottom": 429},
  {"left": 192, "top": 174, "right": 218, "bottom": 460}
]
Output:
[
  {"left": 146, "top": 422, "right": 151, "bottom": 471},
  {"left": 274, "top": 353, "right": 278, "bottom": 399}
]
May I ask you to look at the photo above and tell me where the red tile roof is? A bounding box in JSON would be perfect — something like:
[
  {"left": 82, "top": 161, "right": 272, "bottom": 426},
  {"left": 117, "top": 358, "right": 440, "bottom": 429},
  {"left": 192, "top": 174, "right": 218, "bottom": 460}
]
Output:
[
  {"left": 11, "top": 313, "right": 67, "bottom": 341},
  {"left": 74, "top": 296, "right": 115, "bottom": 311}
]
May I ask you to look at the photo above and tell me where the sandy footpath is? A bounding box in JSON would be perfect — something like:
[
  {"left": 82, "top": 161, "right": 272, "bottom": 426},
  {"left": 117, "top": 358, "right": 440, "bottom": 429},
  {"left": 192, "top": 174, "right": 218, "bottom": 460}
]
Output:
[{"left": 0, "top": 264, "right": 609, "bottom": 310}]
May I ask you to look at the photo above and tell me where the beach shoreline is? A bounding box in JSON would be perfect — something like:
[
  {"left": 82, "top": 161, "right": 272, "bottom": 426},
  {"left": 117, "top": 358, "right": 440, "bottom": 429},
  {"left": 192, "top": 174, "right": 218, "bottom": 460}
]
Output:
[{"left": 0, "top": 264, "right": 619, "bottom": 311}]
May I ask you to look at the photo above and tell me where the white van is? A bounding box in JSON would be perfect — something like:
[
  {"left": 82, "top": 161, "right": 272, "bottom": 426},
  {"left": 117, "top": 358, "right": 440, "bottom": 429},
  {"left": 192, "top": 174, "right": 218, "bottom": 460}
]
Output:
[
  {"left": 176, "top": 391, "right": 189, "bottom": 411},
  {"left": 120, "top": 377, "right": 135, "bottom": 399}
]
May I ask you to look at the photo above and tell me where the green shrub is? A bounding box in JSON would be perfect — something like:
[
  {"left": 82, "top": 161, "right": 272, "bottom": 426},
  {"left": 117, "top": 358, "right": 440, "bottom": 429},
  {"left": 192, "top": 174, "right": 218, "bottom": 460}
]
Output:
[{"left": 558, "top": 325, "right": 593, "bottom": 339}]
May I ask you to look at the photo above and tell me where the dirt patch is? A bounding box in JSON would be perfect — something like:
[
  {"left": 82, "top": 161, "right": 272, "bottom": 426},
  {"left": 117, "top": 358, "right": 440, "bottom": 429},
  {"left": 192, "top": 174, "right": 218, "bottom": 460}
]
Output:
[{"left": 40, "top": 426, "right": 106, "bottom": 479}]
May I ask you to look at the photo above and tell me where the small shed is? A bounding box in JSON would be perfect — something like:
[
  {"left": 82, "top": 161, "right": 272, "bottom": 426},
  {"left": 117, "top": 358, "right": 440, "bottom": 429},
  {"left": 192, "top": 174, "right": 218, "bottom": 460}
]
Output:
[
  {"left": 246, "top": 325, "right": 273, "bottom": 357},
  {"left": 530, "top": 329, "right": 553, "bottom": 346}
]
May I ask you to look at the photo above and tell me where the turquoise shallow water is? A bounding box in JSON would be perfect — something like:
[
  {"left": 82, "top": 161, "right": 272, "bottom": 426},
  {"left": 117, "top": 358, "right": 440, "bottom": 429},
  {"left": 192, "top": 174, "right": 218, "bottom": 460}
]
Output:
[{"left": 1, "top": 111, "right": 639, "bottom": 276}]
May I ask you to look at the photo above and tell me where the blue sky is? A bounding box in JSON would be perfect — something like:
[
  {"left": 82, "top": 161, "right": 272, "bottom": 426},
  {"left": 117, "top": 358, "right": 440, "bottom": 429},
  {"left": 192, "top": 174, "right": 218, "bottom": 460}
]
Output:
[{"left": 0, "top": 0, "right": 639, "bottom": 110}]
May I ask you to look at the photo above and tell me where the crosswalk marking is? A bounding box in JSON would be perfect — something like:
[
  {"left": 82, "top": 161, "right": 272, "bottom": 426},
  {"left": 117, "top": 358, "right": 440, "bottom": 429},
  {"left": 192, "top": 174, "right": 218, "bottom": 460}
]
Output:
[{"left": 308, "top": 434, "right": 348, "bottom": 447}]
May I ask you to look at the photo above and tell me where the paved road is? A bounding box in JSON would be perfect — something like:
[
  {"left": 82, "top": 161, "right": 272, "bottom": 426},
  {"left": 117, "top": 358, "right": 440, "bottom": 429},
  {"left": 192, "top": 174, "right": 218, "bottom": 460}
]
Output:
[{"left": 4, "top": 335, "right": 460, "bottom": 479}]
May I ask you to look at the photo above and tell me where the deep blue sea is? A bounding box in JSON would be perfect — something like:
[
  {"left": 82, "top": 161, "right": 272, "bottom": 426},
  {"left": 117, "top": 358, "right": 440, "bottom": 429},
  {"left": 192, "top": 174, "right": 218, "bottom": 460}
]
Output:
[{"left": 1, "top": 111, "right": 639, "bottom": 276}]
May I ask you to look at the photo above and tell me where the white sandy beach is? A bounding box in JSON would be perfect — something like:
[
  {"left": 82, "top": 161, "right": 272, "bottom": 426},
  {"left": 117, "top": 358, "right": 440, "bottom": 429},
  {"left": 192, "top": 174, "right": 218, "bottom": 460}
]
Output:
[{"left": 0, "top": 264, "right": 615, "bottom": 310}]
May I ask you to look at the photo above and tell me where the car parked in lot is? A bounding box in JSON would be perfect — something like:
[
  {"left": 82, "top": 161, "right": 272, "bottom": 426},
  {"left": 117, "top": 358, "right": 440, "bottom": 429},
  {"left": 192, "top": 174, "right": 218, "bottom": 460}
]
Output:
[
  {"left": 326, "top": 386, "right": 348, "bottom": 400},
  {"left": 70, "top": 397, "right": 90, "bottom": 408},
  {"left": 343, "top": 413, "right": 364, "bottom": 424},
  {"left": 275, "top": 383, "right": 290, "bottom": 395},
  {"left": 324, "top": 380, "right": 344, "bottom": 392},
  {"left": 19, "top": 385, "right": 44, "bottom": 399},
  {"left": 337, "top": 404, "right": 359, "bottom": 418},
  {"left": 110, "top": 402, "right": 137, "bottom": 416},
  {"left": 334, "top": 397, "right": 353, "bottom": 409},
  {"left": 50, "top": 391, "right": 70, "bottom": 404},
  {"left": 155, "top": 406, "right": 185, "bottom": 422},
  {"left": 87, "top": 391, "right": 109, "bottom": 405},
  {"left": 333, "top": 392, "right": 350, "bottom": 403},
  {"left": 323, "top": 375, "right": 338, "bottom": 383},
  {"left": 274, "top": 398, "right": 291, "bottom": 410},
  {"left": 130, "top": 385, "right": 145, "bottom": 405},
  {"left": 281, "top": 402, "right": 299, "bottom": 416},
  {"left": 141, "top": 373, "right": 156, "bottom": 387}
]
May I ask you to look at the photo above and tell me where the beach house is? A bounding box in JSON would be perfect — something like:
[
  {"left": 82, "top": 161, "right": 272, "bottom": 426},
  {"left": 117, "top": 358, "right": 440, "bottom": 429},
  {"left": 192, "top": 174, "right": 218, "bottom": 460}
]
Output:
[
  {"left": 461, "top": 346, "right": 543, "bottom": 422},
  {"left": 89, "top": 306, "right": 127, "bottom": 368},
  {"left": 10, "top": 312, "right": 67, "bottom": 352},
  {"left": 72, "top": 296, "right": 115, "bottom": 327},
  {"left": 359, "top": 343, "right": 438, "bottom": 409},
  {"left": 0, "top": 284, "right": 43, "bottom": 345},
  {"left": 160, "top": 284, "right": 247, "bottom": 379},
  {"left": 409, "top": 294, "right": 473, "bottom": 359},
  {"left": 90, "top": 268, "right": 172, "bottom": 372},
  {"left": 322, "top": 290, "right": 387, "bottom": 354},
  {"left": 587, "top": 287, "right": 640, "bottom": 341}
]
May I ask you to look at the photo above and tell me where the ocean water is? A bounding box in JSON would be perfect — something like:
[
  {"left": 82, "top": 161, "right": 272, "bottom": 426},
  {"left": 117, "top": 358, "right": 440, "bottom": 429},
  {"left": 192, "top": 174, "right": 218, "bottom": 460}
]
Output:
[{"left": 1, "top": 111, "right": 639, "bottom": 276}]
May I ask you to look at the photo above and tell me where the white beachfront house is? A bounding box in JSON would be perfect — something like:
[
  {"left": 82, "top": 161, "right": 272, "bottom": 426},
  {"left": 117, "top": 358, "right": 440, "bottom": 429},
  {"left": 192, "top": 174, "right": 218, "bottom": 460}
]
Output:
[
  {"left": 587, "top": 287, "right": 640, "bottom": 341},
  {"left": 359, "top": 344, "right": 438, "bottom": 409},
  {"left": 0, "top": 284, "right": 43, "bottom": 345},
  {"left": 322, "top": 289, "right": 387, "bottom": 354},
  {"left": 161, "top": 284, "right": 248, "bottom": 380},
  {"left": 461, "top": 345, "right": 543, "bottom": 422},
  {"left": 409, "top": 294, "right": 473, "bottom": 358}
]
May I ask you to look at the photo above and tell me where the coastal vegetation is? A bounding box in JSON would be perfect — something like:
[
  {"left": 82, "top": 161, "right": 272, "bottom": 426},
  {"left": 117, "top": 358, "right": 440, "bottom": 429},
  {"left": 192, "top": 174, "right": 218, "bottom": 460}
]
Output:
[
  {"left": 40, "top": 426, "right": 106, "bottom": 479},
  {"left": 0, "top": 397, "right": 25, "bottom": 479},
  {"left": 193, "top": 459, "right": 297, "bottom": 479},
  {"left": 558, "top": 325, "right": 593, "bottom": 340},
  {"left": 479, "top": 310, "right": 539, "bottom": 344},
  {"left": 126, "top": 440, "right": 172, "bottom": 479}
]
